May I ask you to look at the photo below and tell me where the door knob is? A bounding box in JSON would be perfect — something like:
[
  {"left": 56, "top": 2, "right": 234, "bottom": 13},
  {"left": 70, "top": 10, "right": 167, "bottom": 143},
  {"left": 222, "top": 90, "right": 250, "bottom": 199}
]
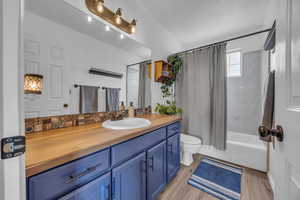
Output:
[{"left": 258, "top": 125, "right": 284, "bottom": 142}]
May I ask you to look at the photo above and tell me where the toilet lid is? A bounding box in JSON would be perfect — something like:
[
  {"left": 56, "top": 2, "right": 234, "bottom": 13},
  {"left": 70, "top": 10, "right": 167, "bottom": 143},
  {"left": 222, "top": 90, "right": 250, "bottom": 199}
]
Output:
[{"left": 181, "top": 134, "right": 202, "bottom": 145}]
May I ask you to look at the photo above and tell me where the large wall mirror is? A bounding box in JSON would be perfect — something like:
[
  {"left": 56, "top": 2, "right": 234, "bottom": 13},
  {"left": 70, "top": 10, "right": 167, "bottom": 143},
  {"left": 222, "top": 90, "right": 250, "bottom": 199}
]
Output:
[{"left": 23, "top": 0, "right": 152, "bottom": 118}]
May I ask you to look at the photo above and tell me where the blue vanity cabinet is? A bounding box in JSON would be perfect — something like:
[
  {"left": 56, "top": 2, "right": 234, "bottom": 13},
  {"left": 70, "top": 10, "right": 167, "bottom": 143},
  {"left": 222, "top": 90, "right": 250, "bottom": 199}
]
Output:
[
  {"left": 111, "top": 128, "right": 166, "bottom": 167},
  {"left": 167, "top": 122, "right": 181, "bottom": 137},
  {"left": 167, "top": 133, "right": 180, "bottom": 183},
  {"left": 112, "top": 152, "right": 147, "bottom": 200},
  {"left": 28, "top": 149, "right": 110, "bottom": 200},
  {"left": 58, "top": 172, "right": 111, "bottom": 200},
  {"left": 147, "top": 141, "right": 167, "bottom": 200},
  {"left": 27, "top": 121, "right": 181, "bottom": 200}
]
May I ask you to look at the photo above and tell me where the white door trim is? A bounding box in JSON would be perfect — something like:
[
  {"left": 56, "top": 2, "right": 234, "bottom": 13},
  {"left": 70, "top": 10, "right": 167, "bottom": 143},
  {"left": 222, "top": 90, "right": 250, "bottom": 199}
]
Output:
[{"left": 0, "top": 1, "right": 26, "bottom": 200}]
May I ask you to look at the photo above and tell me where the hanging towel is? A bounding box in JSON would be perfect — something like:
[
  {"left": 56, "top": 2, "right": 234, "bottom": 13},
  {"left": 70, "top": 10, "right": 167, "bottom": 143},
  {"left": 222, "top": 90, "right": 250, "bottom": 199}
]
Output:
[
  {"left": 79, "top": 86, "right": 99, "bottom": 114},
  {"left": 261, "top": 70, "right": 275, "bottom": 142},
  {"left": 105, "top": 88, "right": 120, "bottom": 112}
]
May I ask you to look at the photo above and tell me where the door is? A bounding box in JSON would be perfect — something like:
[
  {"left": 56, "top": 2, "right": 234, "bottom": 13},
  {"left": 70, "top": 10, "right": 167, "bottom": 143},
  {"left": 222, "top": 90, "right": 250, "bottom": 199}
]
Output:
[
  {"left": 58, "top": 172, "right": 110, "bottom": 200},
  {"left": 0, "top": 1, "right": 26, "bottom": 200},
  {"left": 23, "top": 32, "right": 69, "bottom": 118},
  {"left": 167, "top": 134, "right": 180, "bottom": 182},
  {"left": 147, "top": 141, "right": 167, "bottom": 200},
  {"left": 269, "top": 0, "right": 300, "bottom": 199},
  {"left": 112, "top": 152, "right": 146, "bottom": 200}
]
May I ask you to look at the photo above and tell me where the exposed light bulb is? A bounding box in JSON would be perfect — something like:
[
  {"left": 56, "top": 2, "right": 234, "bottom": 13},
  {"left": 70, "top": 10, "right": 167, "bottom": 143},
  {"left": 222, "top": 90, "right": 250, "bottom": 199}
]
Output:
[
  {"left": 131, "top": 26, "right": 136, "bottom": 33},
  {"left": 120, "top": 34, "right": 124, "bottom": 39},
  {"left": 130, "top": 19, "right": 137, "bottom": 33},
  {"left": 87, "top": 15, "right": 93, "bottom": 23},
  {"left": 115, "top": 15, "right": 121, "bottom": 24},
  {"left": 115, "top": 8, "right": 122, "bottom": 24},
  {"left": 105, "top": 25, "right": 110, "bottom": 31},
  {"left": 97, "top": 0, "right": 104, "bottom": 13}
]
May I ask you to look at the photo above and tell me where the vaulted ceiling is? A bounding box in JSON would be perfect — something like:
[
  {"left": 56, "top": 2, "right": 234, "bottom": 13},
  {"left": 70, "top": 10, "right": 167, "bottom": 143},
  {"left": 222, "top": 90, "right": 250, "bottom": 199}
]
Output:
[
  {"left": 140, "top": 0, "right": 273, "bottom": 49},
  {"left": 26, "top": 0, "right": 275, "bottom": 54}
]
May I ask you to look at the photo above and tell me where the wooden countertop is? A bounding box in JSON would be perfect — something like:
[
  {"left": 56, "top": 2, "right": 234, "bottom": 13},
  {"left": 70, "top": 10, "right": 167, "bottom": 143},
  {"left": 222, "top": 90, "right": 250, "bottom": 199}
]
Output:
[{"left": 26, "top": 114, "right": 180, "bottom": 177}]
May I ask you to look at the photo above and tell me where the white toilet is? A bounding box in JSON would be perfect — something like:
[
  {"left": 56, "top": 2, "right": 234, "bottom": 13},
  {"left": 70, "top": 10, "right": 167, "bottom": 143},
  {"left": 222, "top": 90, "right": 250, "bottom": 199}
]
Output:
[{"left": 180, "top": 134, "right": 202, "bottom": 166}]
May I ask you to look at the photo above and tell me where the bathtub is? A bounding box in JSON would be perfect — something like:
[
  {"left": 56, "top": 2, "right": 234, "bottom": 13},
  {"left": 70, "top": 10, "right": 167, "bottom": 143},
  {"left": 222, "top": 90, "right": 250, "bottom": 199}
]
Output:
[{"left": 198, "top": 131, "right": 267, "bottom": 172}]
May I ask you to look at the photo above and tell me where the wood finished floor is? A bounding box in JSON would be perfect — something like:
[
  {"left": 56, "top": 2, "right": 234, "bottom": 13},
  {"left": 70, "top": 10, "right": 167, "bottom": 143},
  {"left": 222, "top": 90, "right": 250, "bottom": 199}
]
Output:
[{"left": 157, "top": 155, "right": 273, "bottom": 200}]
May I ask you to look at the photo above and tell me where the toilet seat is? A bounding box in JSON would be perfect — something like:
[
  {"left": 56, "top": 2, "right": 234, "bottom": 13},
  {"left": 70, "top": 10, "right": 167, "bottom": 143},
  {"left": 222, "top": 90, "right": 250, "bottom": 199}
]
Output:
[{"left": 181, "top": 134, "right": 202, "bottom": 145}]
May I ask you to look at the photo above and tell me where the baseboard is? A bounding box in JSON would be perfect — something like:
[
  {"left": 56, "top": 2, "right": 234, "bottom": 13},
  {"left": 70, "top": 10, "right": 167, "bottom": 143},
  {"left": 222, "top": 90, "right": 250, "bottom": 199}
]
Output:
[{"left": 267, "top": 172, "right": 275, "bottom": 197}]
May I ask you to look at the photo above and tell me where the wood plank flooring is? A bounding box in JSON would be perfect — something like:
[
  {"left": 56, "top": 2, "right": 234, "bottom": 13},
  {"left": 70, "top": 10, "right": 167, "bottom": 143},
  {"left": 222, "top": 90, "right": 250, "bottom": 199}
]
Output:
[{"left": 157, "top": 155, "right": 273, "bottom": 200}]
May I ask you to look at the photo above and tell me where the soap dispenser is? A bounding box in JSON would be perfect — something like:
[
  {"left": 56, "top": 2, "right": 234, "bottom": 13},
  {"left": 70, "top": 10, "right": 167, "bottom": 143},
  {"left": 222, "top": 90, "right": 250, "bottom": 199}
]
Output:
[
  {"left": 128, "top": 102, "right": 135, "bottom": 118},
  {"left": 120, "top": 101, "right": 125, "bottom": 111}
]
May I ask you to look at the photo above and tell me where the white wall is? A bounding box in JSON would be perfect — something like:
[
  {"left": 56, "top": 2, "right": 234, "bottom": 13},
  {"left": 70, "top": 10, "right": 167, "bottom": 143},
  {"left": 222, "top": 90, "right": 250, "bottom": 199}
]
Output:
[
  {"left": 227, "top": 51, "right": 263, "bottom": 135},
  {"left": 227, "top": 32, "right": 267, "bottom": 52},
  {"left": 226, "top": 34, "right": 269, "bottom": 136},
  {"left": 24, "top": 11, "right": 142, "bottom": 118}
]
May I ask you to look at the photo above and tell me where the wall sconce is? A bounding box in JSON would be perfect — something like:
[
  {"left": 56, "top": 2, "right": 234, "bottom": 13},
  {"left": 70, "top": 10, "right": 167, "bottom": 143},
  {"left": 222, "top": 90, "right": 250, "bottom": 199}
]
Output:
[
  {"left": 85, "top": 0, "right": 137, "bottom": 34},
  {"left": 24, "top": 74, "right": 43, "bottom": 94}
]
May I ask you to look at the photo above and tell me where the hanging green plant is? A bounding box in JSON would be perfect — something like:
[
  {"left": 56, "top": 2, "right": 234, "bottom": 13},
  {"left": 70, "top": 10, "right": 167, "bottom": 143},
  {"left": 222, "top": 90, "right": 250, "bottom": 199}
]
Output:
[
  {"left": 155, "top": 55, "right": 183, "bottom": 115},
  {"left": 160, "top": 55, "right": 183, "bottom": 98}
]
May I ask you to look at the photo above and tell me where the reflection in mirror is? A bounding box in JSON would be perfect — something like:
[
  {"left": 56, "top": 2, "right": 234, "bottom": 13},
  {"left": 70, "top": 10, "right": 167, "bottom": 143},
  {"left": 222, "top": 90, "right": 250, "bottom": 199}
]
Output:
[
  {"left": 127, "top": 61, "right": 152, "bottom": 108},
  {"left": 23, "top": 0, "right": 152, "bottom": 119}
]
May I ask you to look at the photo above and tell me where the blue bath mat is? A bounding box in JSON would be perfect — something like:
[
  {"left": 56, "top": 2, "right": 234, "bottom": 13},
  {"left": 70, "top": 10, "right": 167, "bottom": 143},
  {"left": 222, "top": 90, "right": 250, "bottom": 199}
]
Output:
[{"left": 188, "top": 157, "right": 242, "bottom": 200}]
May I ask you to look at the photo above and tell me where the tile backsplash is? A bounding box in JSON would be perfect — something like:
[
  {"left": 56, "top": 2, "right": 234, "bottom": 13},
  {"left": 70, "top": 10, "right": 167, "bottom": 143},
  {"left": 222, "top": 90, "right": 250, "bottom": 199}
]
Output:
[
  {"left": 25, "top": 112, "right": 112, "bottom": 134},
  {"left": 25, "top": 108, "right": 151, "bottom": 134}
]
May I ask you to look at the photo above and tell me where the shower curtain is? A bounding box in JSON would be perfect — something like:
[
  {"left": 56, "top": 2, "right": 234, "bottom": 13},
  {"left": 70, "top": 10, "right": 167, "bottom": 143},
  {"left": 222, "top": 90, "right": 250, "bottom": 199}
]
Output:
[
  {"left": 138, "top": 61, "right": 151, "bottom": 108},
  {"left": 176, "top": 43, "right": 227, "bottom": 150},
  {"left": 138, "top": 62, "right": 146, "bottom": 108}
]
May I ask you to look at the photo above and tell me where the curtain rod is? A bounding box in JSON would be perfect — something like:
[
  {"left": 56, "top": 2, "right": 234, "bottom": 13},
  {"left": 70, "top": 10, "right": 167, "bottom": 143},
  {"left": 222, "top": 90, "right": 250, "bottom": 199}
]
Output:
[
  {"left": 172, "top": 28, "right": 272, "bottom": 56},
  {"left": 74, "top": 84, "right": 121, "bottom": 90},
  {"left": 127, "top": 59, "right": 151, "bottom": 67},
  {"left": 74, "top": 84, "right": 100, "bottom": 88},
  {"left": 102, "top": 87, "right": 121, "bottom": 90}
]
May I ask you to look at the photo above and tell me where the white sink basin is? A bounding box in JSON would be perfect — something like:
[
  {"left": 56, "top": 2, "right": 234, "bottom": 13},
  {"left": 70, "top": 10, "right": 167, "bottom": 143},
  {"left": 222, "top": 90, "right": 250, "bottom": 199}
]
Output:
[{"left": 102, "top": 118, "right": 151, "bottom": 130}]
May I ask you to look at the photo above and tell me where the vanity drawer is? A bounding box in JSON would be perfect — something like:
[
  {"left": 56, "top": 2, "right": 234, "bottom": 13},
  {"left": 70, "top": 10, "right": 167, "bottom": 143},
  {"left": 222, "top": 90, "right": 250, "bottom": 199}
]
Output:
[
  {"left": 111, "top": 128, "right": 166, "bottom": 166},
  {"left": 28, "top": 149, "right": 110, "bottom": 200},
  {"left": 167, "top": 122, "right": 181, "bottom": 137}
]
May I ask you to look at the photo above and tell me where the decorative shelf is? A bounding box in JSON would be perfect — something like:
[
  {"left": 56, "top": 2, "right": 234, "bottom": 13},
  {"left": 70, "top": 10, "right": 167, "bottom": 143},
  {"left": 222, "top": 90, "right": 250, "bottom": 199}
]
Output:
[{"left": 154, "top": 60, "right": 173, "bottom": 82}]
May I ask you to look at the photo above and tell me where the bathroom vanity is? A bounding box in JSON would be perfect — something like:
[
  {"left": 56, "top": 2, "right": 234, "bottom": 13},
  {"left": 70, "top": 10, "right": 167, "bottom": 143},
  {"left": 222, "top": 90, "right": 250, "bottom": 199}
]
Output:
[{"left": 26, "top": 114, "right": 181, "bottom": 200}]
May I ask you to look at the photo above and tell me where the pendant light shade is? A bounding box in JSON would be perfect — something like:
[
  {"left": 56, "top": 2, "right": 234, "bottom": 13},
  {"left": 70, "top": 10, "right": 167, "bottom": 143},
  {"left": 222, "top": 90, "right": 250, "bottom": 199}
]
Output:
[{"left": 24, "top": 74, "right": 43, "bottom": 94}]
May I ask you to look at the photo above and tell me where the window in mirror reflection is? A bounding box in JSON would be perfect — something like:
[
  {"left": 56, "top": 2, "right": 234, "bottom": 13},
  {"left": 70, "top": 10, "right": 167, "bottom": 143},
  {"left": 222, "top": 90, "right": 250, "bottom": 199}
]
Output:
[{"left": 126, "top": 61, "right": 152, "bottom": 108}]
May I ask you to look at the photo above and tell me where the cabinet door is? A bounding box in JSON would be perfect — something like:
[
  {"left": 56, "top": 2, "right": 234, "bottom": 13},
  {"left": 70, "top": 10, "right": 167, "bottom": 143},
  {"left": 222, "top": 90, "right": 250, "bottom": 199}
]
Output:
[
  {"left": 58, "top": 172, "right": 110, "bottom": 200},
  {"left": 112, "top": 152, "right": 146, "bottom": 200},
  {"left": 147, "top": 141, "right": 167, "bottom": 200},
  {"left": 167, "top": 134, "right": 180, "bottom": 182}
]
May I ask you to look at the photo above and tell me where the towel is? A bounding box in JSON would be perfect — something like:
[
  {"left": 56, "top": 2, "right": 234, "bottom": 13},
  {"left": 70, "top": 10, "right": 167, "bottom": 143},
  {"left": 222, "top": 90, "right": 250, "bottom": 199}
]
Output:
[
  {"left": 79, "top": 86, "right": 99, "bottom": 114},
  {"left": 105, "top": 88, "right": 120, "bottom": 112},
  {"left": 260, "top": 70, "right": 275, "bottom": 142}
]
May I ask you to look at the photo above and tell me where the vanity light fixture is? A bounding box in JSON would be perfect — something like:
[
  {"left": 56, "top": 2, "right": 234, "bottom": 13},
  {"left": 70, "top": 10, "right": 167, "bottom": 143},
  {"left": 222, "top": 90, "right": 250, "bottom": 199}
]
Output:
[
  {"left": 24, "top": 74, "right": 43, "bottom": 94},
  {"left": 115, "top": 8, "right": 122, "bottom": 25},
  {"left": 85, "top": 0, "right": 137, "bottom": 34}
]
